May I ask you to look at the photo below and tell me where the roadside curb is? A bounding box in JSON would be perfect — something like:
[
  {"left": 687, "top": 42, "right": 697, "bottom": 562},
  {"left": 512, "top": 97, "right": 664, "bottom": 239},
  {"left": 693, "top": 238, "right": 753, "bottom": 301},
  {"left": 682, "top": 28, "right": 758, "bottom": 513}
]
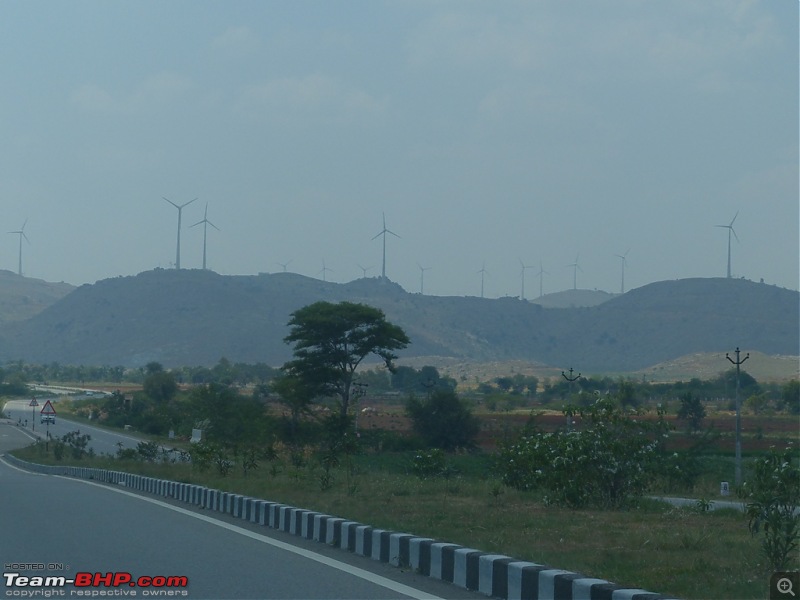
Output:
[{"left": 2, "top": 454, "right": 678, "bottom": 600}]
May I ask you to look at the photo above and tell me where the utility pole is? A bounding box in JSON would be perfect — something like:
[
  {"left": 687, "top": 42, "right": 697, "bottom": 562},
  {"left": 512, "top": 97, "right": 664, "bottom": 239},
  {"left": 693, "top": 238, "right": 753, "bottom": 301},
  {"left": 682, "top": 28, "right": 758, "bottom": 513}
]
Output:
[
  {"left": 352, "top": 381, "right": 368, "bottom": 433},
  {"left": 562, "top": 367, "right": 581, "bottom": 430},
  {"left": 726, "top": 347, "right": 749, "bottom": 486}
]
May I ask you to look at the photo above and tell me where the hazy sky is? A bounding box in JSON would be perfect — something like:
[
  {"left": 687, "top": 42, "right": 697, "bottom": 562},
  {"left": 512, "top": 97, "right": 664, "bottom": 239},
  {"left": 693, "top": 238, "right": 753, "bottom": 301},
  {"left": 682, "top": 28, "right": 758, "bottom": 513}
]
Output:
[{"left": 1, "top": 1, "right": 797, "bottom": 297}]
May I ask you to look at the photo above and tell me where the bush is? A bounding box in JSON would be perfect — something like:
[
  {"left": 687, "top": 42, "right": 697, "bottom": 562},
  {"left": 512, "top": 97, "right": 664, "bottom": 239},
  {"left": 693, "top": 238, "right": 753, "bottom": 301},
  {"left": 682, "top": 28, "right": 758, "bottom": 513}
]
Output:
[
  {"left": 498, "top": 398, "right": 669, "bottom": 509},
  {"left": 411, "top": 449, "right": 447, "bottom": 479},
  {"left": 742, "top": 446, "right": 800, "bottom": 571},
  {"left": 406, "top": 389, "right": 479, "bottom": 451},
  {"left": 61, "top": 431, "right": 91, "bottom": 460}
]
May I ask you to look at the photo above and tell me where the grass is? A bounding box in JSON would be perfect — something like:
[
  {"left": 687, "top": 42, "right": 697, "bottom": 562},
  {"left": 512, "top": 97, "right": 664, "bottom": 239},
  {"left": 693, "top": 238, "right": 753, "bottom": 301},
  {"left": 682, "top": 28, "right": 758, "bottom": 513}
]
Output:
[{"left": 12, "top": 441, "right": 794, "bottom": 600}]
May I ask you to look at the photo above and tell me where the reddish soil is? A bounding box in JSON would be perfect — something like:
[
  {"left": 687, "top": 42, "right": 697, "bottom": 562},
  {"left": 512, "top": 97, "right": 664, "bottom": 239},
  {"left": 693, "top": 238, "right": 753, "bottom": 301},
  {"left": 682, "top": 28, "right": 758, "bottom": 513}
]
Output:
[{"left": 357, "top": 407, "right": 799, "bottom": 453}]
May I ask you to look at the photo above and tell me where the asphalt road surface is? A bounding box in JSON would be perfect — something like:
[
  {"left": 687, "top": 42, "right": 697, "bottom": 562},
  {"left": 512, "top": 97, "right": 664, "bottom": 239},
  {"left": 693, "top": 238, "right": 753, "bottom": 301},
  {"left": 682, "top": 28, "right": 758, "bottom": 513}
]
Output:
[
  {"left": 1, "top": 422, "right": 484, "bottom": 600},
  {"left": 3, "top": 398, "right": 143, "bottom": 455}
]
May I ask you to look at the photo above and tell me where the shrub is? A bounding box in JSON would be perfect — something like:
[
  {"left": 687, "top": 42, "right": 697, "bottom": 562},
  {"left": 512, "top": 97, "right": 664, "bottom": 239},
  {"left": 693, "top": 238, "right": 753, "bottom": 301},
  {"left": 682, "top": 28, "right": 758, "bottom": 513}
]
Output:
[
  {"left": 498, "top": 398, "right": 669, "bottom": 509},
  {"left": 61, "top": 430, "right": 91, "bottom": 460},
  {"left": 742, "top": 446, "right": 800, "bottom": 571},
  {"left": 406, "top": 389, "right": 479, "bottom": 451},
  {"left": 411, "top": 449, "right": 447, "bottom": 479}
]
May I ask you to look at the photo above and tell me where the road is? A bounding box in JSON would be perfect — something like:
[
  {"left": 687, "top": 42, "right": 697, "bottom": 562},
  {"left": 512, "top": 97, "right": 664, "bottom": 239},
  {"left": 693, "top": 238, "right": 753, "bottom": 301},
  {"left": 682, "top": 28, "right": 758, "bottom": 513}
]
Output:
[
  {"left": 3, "top": 398, "right": 144, "bottom": 456},
  {"left": 0, "top": 422, "right": 483, "bottom": 600}
]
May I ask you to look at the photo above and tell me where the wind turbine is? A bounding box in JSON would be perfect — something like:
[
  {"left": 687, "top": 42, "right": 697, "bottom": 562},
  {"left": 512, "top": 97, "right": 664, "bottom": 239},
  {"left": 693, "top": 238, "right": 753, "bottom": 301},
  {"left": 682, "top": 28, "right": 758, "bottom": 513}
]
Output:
[
  {"left": 275, "top": 260, "right": 292, "bottom": 273},
  {"left": 190, "top": 203, "right": 219, "bottom": 270},
  {"left": 8, "top": 219, "right": 29, "bottom": 276},
  {"left": 615, "top": 249, "right": 630, "bottom": 294},
  {"left": 371, "top": 213, "right": 399, "bottom": 280},
  {"left": 417, "top": 263, "right": 431, "bottom": 294},
  {"left": 519, "top": 259, "right": 534, "bottom": 301},
  {"left": 319, "top": 259, "right": 333, "bottom": 282},
  {"left": 536, "top": 260, "right": 548, "bottom": 298},
  {"left": 163, "top": 197, "right": 197, "bottom": 270},
  {"left": 715, "top": 212, "right": 739, "bottom": 278},
  {"left": 357, "top": 263, "right": 373, "bottom": 278},
  {"left": 477, "top": 263, "right": 488, "bottom": 298},
  {"left": 566, "top": 254, "right": 583, "bottom": 290}
]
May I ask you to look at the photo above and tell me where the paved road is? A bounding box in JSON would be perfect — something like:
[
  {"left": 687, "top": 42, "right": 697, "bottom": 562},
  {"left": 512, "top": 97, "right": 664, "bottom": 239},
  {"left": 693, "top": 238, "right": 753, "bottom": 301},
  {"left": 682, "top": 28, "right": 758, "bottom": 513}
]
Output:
[
  {"left": 0, "top": 423, "right": 484, "bottom": 599},
  {"left": 3, "top": 398, "right": 144, "bottom": 455}
]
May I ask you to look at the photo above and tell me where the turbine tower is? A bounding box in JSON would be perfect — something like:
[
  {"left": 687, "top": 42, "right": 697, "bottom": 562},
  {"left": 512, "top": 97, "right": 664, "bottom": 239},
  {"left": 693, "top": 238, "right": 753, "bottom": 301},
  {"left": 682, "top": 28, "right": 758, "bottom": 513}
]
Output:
[
  {"left": 417, "top": 263, "right": 431, "bottom": 294},
  {"left": 319, "top": 259, "right": 333, "bottom": 282},
  {"left": 715, "top": 212, "right": 739, "bottom": 278},
  {"left": 478, "top": 263, "right": 488, "bottom": 298},
  {"left": 615, "top": 249, "right": 630, "bottom": 294},
  {"left": 163, "top": 197, "right": 197, "bottom": 269},
  {"left": 536, "top": 260, "right": 548, "bottom": 298},
  {"left": 275, "top": 260, "right": 292, "bottom": 273},
  {"left": 567, "top": 254, "right": 582, "bottom": 290},
  {"left": 8, "top": 219, "right": 29, "bottom": 276},
  {"left": 371, "top": 213, "right": 399, "bottom": 280},
  {"left": 357, "top": 264, "right": 373, "bottom": 278},
  {"left": 519, "top": 259, "right": 534, "bottom": 301},
  {"left": 190, "top": 203, "right": 219, "bottom": 270}
]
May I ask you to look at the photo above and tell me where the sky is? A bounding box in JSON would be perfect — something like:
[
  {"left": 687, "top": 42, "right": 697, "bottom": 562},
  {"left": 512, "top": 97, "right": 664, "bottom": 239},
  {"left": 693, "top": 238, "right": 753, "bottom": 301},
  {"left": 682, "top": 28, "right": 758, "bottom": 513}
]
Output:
[{"left": 1, "top": 1, "right": 797, "bottom": 298}]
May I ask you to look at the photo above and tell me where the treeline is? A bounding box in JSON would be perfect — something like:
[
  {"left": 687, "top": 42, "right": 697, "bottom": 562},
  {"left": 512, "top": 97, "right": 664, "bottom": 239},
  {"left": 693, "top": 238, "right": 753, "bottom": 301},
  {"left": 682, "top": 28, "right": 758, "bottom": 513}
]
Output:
[
  {"left": 2, "top": 359, "right": 797, "bottom": 415},
  {"left": 476, "top": 369, "right": 799, "bottom": 414},
  {"left": 0, "top": 359, "right": 457, "bottom": 396}
]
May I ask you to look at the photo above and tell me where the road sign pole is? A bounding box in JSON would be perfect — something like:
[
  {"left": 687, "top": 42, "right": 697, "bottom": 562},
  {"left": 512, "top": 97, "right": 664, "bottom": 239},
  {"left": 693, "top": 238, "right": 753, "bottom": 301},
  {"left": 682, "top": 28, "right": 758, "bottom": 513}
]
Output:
[{"left": 29, "top": 397, "right": 39, "bottom": 432}]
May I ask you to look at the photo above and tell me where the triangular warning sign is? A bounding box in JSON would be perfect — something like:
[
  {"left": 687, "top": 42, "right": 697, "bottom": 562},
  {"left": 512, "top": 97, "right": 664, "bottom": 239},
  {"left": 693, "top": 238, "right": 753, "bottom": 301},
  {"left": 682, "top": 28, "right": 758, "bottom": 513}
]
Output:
[
  {"left": 29, "top": 398, "right": 39, "bottom": 407},
  {"left": 40, "top": 400, "right": 56, "bottom": 416}
]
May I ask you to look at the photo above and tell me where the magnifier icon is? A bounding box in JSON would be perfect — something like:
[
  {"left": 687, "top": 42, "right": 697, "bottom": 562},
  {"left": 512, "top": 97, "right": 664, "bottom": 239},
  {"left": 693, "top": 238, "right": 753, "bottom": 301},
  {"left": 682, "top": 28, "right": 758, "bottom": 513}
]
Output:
[{"left": 778, "top": 578, "right": 796, "bottom": 597}]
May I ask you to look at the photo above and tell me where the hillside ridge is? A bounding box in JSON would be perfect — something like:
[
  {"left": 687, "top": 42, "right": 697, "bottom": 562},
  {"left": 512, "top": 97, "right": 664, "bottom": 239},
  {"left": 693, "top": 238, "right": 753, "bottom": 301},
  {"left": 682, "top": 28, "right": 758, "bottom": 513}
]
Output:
[{"left": 0, "top": 269, "right": 796, "bottom": 371}]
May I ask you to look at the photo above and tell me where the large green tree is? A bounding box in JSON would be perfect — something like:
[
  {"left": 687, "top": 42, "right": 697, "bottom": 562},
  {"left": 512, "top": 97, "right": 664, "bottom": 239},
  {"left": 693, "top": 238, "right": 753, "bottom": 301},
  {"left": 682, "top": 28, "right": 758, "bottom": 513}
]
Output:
[{"left": 283, "top": 301, "right": 410, "bottom": 418}]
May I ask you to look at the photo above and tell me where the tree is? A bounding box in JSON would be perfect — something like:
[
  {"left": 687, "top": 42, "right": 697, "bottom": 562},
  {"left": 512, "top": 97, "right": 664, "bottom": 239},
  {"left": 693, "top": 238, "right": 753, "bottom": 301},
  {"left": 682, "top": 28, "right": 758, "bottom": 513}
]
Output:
[
  {"left": 616, "top": 378, "right": 640, "bottom": 408},
  {"left": 270, "top": 374, "right": 315, "bottom": 443},
  {"left": 781, "top": 380, "right": 800, "bottom": 414},
  {"left": 142, "top": 369, "right": 178, "bottom": 404},
  {"left": 406, "top": 389, "right": 480, "bottom": 451},
  {"left": 283, "top": 301, "right": 410, "bottom": 419},
  {"left": 189, "top": 383, "right": 267, "bottom": 444},
  {"left": 677, "top": 391, "right": 706, "bottom": 432}
]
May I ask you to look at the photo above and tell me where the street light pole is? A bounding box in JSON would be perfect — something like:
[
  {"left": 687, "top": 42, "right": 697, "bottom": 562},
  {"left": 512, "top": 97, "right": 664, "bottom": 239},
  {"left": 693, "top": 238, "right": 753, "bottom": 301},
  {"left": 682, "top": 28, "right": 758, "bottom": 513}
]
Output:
[{"left": 726, "top": 347, "right": 749, "bottom": 486}]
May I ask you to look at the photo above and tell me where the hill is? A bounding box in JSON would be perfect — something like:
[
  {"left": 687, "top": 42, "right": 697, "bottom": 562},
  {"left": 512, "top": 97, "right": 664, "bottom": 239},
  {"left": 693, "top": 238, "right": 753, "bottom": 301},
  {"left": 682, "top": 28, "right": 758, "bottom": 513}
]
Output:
[
  {"left": 0, "top": 270, "right": 796, "bottom": 372},
  {"left": 530, "top": 288, "right": 616, "bottom": 308},
  {"left": 0, "top": 270, "right": 75, "bottom": 324}
]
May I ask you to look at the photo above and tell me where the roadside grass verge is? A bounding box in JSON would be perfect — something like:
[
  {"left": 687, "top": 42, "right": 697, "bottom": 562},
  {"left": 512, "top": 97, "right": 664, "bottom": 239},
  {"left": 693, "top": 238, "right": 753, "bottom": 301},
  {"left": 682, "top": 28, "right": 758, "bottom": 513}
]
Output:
[{"left": 11, "top": 441, "right": 788, "bottom": 600}]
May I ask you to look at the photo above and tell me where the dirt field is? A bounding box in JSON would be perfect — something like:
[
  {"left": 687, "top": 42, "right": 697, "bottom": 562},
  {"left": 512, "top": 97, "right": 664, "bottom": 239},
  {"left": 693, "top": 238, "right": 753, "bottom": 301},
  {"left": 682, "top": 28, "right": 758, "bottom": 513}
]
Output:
[{"left": 357, "top": 406, "right": 799, "bottom": 452}]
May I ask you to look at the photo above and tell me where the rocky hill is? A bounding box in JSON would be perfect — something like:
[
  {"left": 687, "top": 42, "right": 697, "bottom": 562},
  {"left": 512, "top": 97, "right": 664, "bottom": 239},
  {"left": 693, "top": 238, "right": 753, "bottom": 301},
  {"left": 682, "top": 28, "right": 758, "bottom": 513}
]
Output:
[
  {"left": 0, "top": 270, "right": 75, "bottom": 324},
  {"left": 0, "top": 269, "right": 796, "bottom": 372}
]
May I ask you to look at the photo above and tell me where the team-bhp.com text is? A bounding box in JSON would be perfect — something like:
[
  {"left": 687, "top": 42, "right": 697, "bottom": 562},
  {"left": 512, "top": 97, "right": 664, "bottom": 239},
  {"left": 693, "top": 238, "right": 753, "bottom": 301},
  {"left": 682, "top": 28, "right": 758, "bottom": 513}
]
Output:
[{"left": 4, "top": 572, "right": 188, "bottom": 597}]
